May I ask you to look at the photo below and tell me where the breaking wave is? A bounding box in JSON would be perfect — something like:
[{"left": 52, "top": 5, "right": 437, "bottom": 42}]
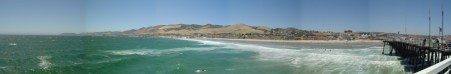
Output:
[
  {"left": 176, "top": 38, "right": 226, "bottom": 45},
  {"left": 176, "top": 38, "right": 405, "bottom": 73},
  {"left": 105, "top": 47, "right": 218, "bottom": 56},
  {"left": 37, "top": 56, "right": 52, "bottom": 70}
]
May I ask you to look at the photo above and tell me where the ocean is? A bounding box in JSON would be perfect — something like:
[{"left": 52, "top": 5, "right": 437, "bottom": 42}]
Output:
[{"left": 0, "top": 35, "right": 407, "bottom": 74}]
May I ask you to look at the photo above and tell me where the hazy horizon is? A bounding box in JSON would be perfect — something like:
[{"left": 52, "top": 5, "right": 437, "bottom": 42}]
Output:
[{"left": 1, "top": 0, "right": 450, "bottom": 35}]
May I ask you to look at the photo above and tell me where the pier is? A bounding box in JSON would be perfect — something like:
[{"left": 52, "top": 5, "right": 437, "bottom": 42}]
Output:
[{"left": 382, "top": 41, "right": 451, "bottom": 73}]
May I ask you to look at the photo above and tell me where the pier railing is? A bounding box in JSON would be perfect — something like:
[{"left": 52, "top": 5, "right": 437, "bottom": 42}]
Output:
[{"left": 415, "top": 57, "right": 451, "bottom": 74}]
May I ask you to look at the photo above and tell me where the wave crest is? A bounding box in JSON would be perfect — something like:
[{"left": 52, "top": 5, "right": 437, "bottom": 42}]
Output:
[
  {"left": 105, "top": 47, "right": 217, "bottom": 56},
  {"left": 176, "top": 38, "right": 405, "bottom": 73},
  {"left": 37, "top": 56, "right": 52, "bottom": 70}
]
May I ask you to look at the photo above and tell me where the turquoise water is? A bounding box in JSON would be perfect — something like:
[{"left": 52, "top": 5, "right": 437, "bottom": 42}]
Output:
[{"left": 0, "top": 35, "right": 406, "bottom": 74}]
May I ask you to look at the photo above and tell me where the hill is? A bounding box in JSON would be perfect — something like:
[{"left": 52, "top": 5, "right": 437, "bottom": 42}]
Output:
[{"left": 124, "top": 24, "right": 271, "bottom": 35}]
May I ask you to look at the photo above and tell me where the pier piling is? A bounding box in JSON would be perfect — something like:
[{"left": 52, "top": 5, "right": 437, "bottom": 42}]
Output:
[{"left": 383, "top": 41, "right": 451, "bottom": 72}]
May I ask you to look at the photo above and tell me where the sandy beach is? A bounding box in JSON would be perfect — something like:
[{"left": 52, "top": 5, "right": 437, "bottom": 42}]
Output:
[{"left": 203, "top": 38, "right": 383, "bottom": 44}]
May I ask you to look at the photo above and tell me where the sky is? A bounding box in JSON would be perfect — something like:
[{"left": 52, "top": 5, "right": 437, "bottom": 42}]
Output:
[
  {"left": 0, "top": 0, "right": 84, "bottom": 35},
  {"left": 0, "top": 0, "right": 450, "bottom": 35}
]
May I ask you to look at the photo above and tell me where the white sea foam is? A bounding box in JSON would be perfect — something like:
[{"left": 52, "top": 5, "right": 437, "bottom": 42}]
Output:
[
  {"left": 177, "top": 38, "right": 226, "bottom": 45},
  {"left": 37, "top": 56, "right": 52, "bottom": 70},
  {"left": 177, "top": 38, "right": 405, "bottom": 73},
  {"left": 368, "top": 46, "right": 384, "bottom": 49},
  {"left": 107, "top": 50, "right": 155, "bottom": 55},
  {"left": 105, "top": 47, "right": 217, "bottom": 56},
  {"left": 8, "top": 43, "right": 17, "bottom": 46}
]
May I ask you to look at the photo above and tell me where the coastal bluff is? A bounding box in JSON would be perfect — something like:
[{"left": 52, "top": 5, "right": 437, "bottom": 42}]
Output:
[{"left": 82, "top": 24, "right": 394, "bottom": 40}]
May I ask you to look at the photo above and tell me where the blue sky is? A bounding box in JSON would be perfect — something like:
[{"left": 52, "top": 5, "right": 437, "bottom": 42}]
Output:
[
  {"left": 0, "top": 0, "right": 450, "bottom": 35},
  {"left": 0, "top": 0, "right": 84, "bottom": 35}
]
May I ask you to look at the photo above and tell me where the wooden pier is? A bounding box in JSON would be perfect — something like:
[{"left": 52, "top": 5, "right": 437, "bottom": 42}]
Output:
[{"left": 383, "top": 41, "right": 451, "bottom": 73}]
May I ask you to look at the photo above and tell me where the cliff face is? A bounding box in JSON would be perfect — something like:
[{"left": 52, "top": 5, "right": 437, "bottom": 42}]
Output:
[{"left": 126, "top": 24, "right": 269, "bottom": 35}]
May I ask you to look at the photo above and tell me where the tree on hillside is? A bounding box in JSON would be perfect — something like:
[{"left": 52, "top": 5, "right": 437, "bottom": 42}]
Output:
[
  {"left": 286, "top": 27, "right": 298, "bottom": 35},
  {"left": 270, "top": 28, "right": 285, "bottom": 35}
]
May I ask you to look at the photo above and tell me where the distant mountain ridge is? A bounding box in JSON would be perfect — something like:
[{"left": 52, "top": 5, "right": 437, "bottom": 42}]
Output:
[
  {"left": 80, "top": 24, "right": 400, "bottom": 40},
  {"left": 123, "top": 24, "right": 272, "bottom": 35}
]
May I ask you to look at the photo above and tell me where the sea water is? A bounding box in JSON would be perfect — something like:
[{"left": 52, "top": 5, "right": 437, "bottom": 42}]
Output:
[{"left": 0, "top": 35, "right": 406, "bottom": 74}]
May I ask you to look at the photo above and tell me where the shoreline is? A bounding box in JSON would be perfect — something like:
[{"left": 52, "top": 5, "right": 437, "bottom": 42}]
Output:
[{"left": 201, "top": 38, "right": 383, "bottom": 44}]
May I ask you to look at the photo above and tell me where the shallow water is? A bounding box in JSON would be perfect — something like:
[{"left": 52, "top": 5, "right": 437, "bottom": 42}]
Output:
[{"left": 0, "top": 35, "right": 406, "bottom": 74}]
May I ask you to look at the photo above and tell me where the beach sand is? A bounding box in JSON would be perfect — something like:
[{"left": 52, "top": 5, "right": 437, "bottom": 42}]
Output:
[{"left": 203, "top": 38, "right": 383, "bottom": 44}]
